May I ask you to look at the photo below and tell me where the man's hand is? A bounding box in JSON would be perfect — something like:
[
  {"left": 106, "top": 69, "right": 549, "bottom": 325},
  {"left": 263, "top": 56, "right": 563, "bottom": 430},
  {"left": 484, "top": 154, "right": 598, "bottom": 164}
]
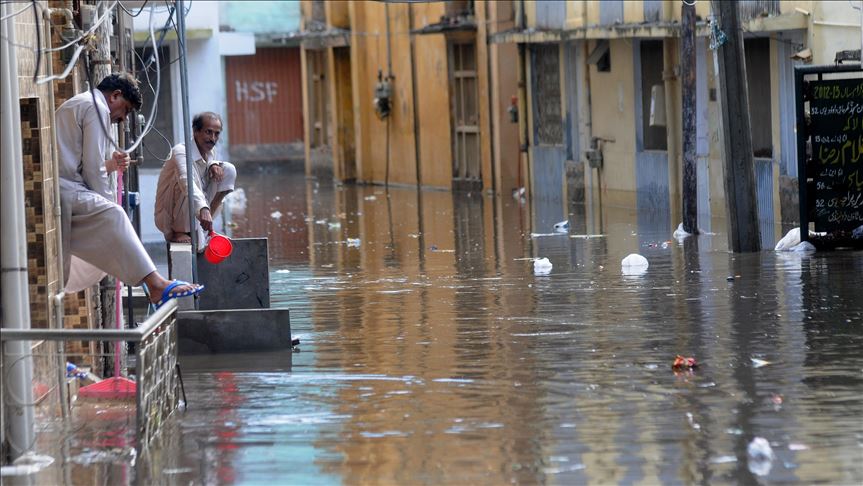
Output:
[
  {"left": 208, "top": 163, "right": 224, "bottom": 182},
  {"left": 106, "top": 151, "right": 130, "bottom": 173},
  {"left": 198, "top": 208, "right": 213, "bottom": 233}
]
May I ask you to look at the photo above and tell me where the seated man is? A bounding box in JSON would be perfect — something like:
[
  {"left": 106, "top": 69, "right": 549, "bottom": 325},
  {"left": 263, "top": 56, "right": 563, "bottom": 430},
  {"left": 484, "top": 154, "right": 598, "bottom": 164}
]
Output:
[
  {"left": 56, "top": 73, "right": 202, "bottom": 307},
  {"left": 155, "top": 111, "right": 236, "bottom": 250}
]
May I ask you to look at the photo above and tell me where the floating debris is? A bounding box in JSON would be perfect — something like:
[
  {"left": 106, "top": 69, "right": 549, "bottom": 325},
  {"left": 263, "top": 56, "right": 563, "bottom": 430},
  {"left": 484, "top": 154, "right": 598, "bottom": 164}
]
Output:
[
  {"left": 621, "top": 254, "right": 649, "bottom": 276},
  {"left": 751, "top": 358, "right": 771, "bottom": 368},
  {"left": 672, "top": 355, "right": 698, "bottom": 370},
  {"left": 534, "top": 257, "right": 553, "bottom": 276},
  {"left": 747, "top": 437, "right": 775, "bottom": 476},
  {"left": 552, "top": 220, "right": 569, "bottom": 233}
]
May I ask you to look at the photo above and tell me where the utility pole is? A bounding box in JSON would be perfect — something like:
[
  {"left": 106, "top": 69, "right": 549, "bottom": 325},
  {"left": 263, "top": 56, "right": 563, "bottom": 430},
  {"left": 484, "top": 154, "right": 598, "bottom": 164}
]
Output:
[
  {"left": 681, "top": 0, "right": 698, "bottom": 234},
  {"left": 712, "top": 0, "right": 760, "bottom": 252}
]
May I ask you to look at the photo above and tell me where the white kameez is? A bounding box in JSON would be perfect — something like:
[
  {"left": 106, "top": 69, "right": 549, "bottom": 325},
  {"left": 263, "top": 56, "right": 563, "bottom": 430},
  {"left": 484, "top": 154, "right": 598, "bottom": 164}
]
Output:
[
  {"left": 56, "top": 90, "right": 156, "bottom": 291},
  {"left": 154, "top": 142, "right": 236, "bottom": 252}
]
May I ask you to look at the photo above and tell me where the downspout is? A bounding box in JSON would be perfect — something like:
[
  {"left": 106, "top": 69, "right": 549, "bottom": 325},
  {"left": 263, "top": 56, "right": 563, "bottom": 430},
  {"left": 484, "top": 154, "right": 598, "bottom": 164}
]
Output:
[
  {"left": 663, "top": 0, "right": 681, "bottom": 224},
  {"left": 407, "top": 4, "right": 426, "bottom": 265},
  {"left": 43, "top": 6, "right": 70, "bottom": 420},
  {"left": 408, "top": 4, "right": 422, "bottom": 190},
  {"left": 1, "top": 2, "right": 36, "bottom": 460},
  {"left": 516, "top": 0, "right": 529, "bottom": 195},
  {"left": 176, "top": 0, "right": 199, "bottom": 295},
  {"left": 582, "top": 41, "right": 600, "bottom": 232},
  {"left": 384, "top": 1, "right": 393, "bottom": 191},
  {"left": 484, "top": 0, "right": 497, "bottom": 195}
]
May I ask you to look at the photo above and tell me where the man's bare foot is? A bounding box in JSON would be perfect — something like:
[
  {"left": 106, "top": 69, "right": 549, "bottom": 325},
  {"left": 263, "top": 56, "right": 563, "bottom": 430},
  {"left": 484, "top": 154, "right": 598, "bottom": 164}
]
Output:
[{"left": 169, "top": 232, "right": 192, "bottom": 243}]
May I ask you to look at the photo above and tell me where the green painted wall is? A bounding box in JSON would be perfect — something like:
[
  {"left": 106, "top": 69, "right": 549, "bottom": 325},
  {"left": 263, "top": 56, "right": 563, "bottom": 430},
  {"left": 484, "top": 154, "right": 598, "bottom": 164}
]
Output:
[{"left": 220, "top": 1, "right": 300, "bottom": 33}]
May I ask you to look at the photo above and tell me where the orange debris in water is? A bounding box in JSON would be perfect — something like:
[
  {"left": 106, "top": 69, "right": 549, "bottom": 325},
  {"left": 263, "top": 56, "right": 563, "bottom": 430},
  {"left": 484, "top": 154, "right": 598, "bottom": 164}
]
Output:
[{"left": 672, "top": 355, "right": 698, "bottom": 370}]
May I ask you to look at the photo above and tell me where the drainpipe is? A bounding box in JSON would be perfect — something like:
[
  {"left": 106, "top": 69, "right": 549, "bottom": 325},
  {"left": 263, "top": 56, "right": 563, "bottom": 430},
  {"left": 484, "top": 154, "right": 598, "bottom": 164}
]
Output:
[
  {"left": 408, "top": 4, "right": 422, "bottom": 190},
  {"left": 581, "top": 41, "right": 600, "bottom": 232},
  {"left": 384, "top": 1, "right": 393, "bottom": 191},
  {"left": 483, "top": 0, "right": 497, "bottom": 195},
  {"left": 516, "top": 0, "right": 530, "bottom": 196},
  {"left": 176, "top": 0, "right": 199, "bottom": 295},
  {"left": 1, "top": 3, "right": 36, "bottom": 461},
  {"left": 43, "top": 6, "right": 70, "bottom": 420},
  {"left": 663, "top": 0, "right": 681, "bottom": 225}
]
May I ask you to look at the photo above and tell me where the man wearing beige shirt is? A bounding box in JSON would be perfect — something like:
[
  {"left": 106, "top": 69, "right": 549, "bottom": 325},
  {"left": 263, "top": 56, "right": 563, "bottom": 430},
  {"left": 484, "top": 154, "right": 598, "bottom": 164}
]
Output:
[
  {"left": 154, "top": 112, "right": 236, "bottom": 251},
  {"left": 56, "top": 72, "right": 203, "bottom": 307}
]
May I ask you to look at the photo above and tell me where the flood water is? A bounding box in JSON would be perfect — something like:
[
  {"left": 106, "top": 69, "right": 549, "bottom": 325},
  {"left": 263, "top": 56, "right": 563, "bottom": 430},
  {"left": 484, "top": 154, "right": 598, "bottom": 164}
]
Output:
[{"left": 19, "top": 167, "right": 863, "bottom": 484}]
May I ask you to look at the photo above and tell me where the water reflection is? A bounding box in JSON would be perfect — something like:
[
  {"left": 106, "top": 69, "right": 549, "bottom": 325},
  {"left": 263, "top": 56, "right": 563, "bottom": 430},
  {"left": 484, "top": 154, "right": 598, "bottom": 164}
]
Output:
[{"left": 25, "top": 168, "right": 863, "bottom": 484}]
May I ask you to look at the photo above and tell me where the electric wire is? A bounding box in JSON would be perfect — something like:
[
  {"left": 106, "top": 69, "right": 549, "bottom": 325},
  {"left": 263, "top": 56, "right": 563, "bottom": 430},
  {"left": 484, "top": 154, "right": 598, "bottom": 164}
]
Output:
[
  {"left": 30, "top": 0, "right": 40, "bottom": 81},
  {"left": 84, "top": 3, "right": 163, "bottom": 155},
  {"left": 43, "top": 1, "right": 118, "bottom": 53},
  {"left": 118, "top": 0, "right": 150, "bottom": 17},
  {"left": 0, "top": 0, "right": 32, "bottom": 21}
]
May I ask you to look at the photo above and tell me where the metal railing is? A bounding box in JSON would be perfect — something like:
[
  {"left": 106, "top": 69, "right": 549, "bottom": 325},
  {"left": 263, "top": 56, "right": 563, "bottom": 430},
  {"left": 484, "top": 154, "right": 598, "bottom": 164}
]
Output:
[{"left": 1, "top": 299, "right": 180, "bottom": 456}]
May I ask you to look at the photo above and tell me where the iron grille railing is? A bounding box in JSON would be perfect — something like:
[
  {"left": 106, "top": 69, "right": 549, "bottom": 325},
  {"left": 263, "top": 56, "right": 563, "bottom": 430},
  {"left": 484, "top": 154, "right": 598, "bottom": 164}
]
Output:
[{"left": 1, "top": 299, "right": 180, "bottom": 457}]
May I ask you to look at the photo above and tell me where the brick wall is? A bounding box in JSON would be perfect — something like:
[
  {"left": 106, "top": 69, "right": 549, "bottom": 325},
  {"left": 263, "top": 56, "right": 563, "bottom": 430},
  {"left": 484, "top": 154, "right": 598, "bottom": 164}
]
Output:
[{"left": 14, "top": 2, "right": 100, "bottom": 400}]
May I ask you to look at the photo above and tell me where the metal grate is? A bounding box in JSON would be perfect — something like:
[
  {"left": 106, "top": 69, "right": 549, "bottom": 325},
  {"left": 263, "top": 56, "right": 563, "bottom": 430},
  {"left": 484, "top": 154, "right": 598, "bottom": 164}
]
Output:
[
  {"left": 531, "top": 44, "right": 563, "bottom": 146},
  {"left": 738, "top": 0, "right": 780, "bottom": 20}
]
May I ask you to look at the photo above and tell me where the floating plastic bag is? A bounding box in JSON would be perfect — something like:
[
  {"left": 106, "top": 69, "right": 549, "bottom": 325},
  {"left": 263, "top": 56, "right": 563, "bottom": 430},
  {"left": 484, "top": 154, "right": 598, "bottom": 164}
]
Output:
[
  {"left": 747, "top": 437, "right": 774, "bottom": 477},
  {"left": 553, "top": 220, "right": 570, "bottom": 233},
  {"left": 621, "top": 253, "right": 648, "bottom": 276},
  {"left": 533, "top": 257, "right": 552, "bottom": 276}
]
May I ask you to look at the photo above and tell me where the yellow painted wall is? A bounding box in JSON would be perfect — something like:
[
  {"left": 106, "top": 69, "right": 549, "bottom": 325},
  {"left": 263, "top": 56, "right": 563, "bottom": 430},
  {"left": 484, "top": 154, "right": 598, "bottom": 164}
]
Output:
[
  {"left": 588, "top": 39, "right": 637, "bottom": 208},
  {"left": 411, "top": 3, "right": 453, "bottom": 189},
  {"left": 488, "top": 1, "right": 522, "bottom": 194},
  {"left": 325, "top": 1, "right": 350, "bottom": 29}
]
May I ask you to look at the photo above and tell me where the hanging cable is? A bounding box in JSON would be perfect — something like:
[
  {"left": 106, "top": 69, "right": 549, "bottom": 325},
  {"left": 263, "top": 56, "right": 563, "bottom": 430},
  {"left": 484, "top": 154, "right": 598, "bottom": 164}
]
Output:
[
  {"left": 82, "top": 3, "right": 162, "bottom": 155},
  {"left": 0, "top": 0, "right": 32, "bottom": 21},
  {"left": 43, "top": 1, "right": 118, "bottom": 53},
  {"left": 30, "top": 0, "right": 40, "bottom": 81}
]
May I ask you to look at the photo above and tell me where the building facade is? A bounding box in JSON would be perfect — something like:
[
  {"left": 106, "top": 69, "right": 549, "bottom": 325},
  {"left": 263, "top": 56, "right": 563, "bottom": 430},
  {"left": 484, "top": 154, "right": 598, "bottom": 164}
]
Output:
[
  {"left": 300, "top": 0, "right": 861, "bottom": 243},
  {"left": 299, "top": 0, "right": 522, "bottom": 193}
]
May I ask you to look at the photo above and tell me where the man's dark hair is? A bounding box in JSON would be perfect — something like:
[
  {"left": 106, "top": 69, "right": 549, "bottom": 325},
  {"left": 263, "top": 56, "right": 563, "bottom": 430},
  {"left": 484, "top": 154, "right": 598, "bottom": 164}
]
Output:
[
  {"left": 192, "top": 112, "right": 223, "bottom": 131},
  {"left": 97, "top": 72, "right": 142, "bottom": 110}
]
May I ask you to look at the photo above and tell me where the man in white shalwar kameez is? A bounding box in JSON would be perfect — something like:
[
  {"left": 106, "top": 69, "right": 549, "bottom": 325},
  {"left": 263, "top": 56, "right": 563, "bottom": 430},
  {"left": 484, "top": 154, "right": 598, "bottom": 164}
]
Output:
[
  {"left": 56, "top": 72, "right": 202, "bottom": 306},
  {"left": 154, "top": 112, "right": 236, "bottom": 252}
]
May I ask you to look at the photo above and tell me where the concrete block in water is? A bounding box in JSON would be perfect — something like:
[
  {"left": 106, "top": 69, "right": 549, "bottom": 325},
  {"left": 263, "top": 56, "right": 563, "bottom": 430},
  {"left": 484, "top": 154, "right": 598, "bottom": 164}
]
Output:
[
  {"left": 196, "top": 238, "right": 270, "bottom": 310},
  {"left": 177, "top": 308, "right": 291, "bottom": 354},
  {"left": 168, "top": 243, "right": 195, "bottom": 310}
]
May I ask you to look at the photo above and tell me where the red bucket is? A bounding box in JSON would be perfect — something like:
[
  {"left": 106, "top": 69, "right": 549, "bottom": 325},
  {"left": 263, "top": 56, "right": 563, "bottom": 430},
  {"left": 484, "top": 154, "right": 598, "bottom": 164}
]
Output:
[{"left": 204, "top": 230, "right": 233, "bottom": 264}]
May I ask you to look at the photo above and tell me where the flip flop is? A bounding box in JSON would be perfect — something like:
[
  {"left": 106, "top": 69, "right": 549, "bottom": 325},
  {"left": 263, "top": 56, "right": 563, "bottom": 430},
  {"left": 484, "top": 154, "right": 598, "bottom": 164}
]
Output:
[{"left": 155, "top": 280, "right": 205, "bottom": 309}]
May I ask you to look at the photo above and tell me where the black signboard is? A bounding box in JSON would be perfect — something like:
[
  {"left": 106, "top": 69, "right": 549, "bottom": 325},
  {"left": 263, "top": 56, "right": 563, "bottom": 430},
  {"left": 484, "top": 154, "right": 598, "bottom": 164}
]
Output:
[{"left": 796, "top": 65, "right": 863, "bottom": 247}]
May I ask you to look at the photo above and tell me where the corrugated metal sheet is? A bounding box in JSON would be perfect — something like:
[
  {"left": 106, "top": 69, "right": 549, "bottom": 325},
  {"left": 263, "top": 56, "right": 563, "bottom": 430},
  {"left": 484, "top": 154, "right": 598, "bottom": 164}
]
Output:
[
  {"left": 531, "top": 146, "right": 566, "bottom": 228},
  {"left": 739, "top": 1, "right": 779, "bottom": 19},
  {"left": 697, "top": 156, "right": 710, "bottom": 232},
  {"left": 643, "top": 0, "right": 662, "bottom": 23},
  {"left": 756, "top": 158, "right": 775, "bottom": 247},
  {"left": 600, "top": 0, "right": 624, "bottom": 25},
  {"left": 636, "top": 151, "right": 671, "bottom": 237},
  {"left": 225, "top": 47, "right": 303, "bottom": 145},
  {"left": 535, "top": 0, "right": 565, "bottom": 30}
]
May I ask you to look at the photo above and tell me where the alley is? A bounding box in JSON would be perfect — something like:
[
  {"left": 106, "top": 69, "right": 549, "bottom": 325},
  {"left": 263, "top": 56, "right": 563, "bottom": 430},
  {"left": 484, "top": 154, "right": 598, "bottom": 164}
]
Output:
[{"left": 31, "top": 166, "right": 863, "bottom": 485}]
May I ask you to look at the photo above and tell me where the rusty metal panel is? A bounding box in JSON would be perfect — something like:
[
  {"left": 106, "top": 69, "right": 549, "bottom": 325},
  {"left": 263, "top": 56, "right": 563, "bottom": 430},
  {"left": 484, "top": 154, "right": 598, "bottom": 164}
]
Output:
[
  {"left": 643, "top": 0, "right": 662, "bottom": 23},
  {"left": 225, "top": 47, "right": 304, "bottom": 146},
  {"left": 738, "top": 0, "right": 779, "bottom": 20},
  {"left": 535, "top": 0, "right": 565, "bottom": 30}
]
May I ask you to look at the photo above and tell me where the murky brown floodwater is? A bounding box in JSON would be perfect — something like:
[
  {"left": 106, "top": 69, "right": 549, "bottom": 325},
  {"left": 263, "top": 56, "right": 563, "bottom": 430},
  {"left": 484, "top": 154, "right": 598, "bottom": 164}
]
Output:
[{"left": 18, "top": 167, "right": 863, "bottom": 485}]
